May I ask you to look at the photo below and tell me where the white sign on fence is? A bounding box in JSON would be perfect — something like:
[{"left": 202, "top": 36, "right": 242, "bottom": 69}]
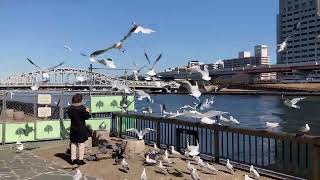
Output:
[
  {"left": 38, "top": 107, "right": 51, "bottom": 118},
  {"left": 38, "top": 94, "right": 52, "bottom": 105}
]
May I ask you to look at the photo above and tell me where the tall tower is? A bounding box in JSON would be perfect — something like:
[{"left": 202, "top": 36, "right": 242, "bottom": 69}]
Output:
[{"left": 277, "top": 0, "right": 320, "bottom": 64}]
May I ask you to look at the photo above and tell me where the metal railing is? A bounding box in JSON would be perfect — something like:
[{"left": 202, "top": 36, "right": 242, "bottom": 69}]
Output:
[{"left": 111, "top": 112, "right": 320, "bottom": 180}]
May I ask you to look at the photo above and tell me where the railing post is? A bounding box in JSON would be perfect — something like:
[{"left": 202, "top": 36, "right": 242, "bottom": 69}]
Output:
[
  {"left": 312, "top": 145, "right": 320, "bottom": 180},
  {"left": 214, "top": 129, "right": 220, "bottom": 163},
  {"left": 156, "top": 121, "right": 161, "bottom": 148},
  {"left": 118, "top": 116, "right": 123, "bottom": 138},
  {"left": 2, "top": 91, "right": 6, "bottom": 145}
]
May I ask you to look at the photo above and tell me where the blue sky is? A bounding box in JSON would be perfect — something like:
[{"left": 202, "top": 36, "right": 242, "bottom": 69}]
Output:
[{"left": 0, "top": 0, "right": 278, "bottom": 77}]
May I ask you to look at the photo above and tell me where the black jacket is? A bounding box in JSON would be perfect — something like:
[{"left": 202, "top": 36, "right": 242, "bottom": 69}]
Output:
[{"left": 67, "top": 105, "right": 91, "bottom": 143}]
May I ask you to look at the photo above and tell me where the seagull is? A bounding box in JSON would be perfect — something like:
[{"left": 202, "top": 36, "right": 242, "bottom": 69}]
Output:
[
  {"left": 250, "top": 165, "right": 260, "bottom": 179},
  {"left": 200, "top": 117, "right": 217, "bottom": 125},
  {"left": 132, "top": 62, "right": 146, "bottom": 81},
  {"left": 135, "top": 90, "right": 152, "bottom": 102},
  {"left": 76, "top": 75, "right": 87, "bottom": 83},
  {"left": 266, "top": 122, "right": 280, "bottom": 129},
  {"left": 299, "top": 124, "right": 310, "bottom": 133},
  {"left": 172, "top": 110, "right": 226, "bottom": 125},
  {"left": 16, "top": 142, "right": 24, "bottom": 151},
  {"left": 187, "top": 161, "right": 195, "bottom": 172},
  {"left": 142, "top": 106, "right": 153, "bottom": 114},
  {"left": 195, "top": 156, "right": 206, "bottom": 168},
  {"left": 121, "top": 158, "right": 130, "bottom": 173},
  {"left": 97, "top": 58, "right": 117, "bottom": 69},
  {"left": 190, "top": 65, "right": 211, "bottom": 81},
  {"left": 197, "top": 97, "right": 214, "bottom": 111},
  {"left": 175, "top": 80, "right": 201, "bottom": 99},
  {"left": 158, "top": 161, "right": 168, "bottom": 174},
  {"left": 80, "top": 52, "right": 87, "bottom": 57},
  {"left": 191, "top": 168, "right": 200, "bottom": 180},
  {"left": 111, "top": 81, "right": 132, "bottom": 94},
  {"left": 31, "top": 85, "right": 39, "bottom": 91},
  {"left": 73, "top": 169, "right": 82, "bottom": 180},
  {"left": 134, "top": 25, "right": 155, "bottom": 34},
  {"left": 219, "top": 115, "right": 240, "bottom": 125},
  {"left": 153, "top": 143, "right": 160, "bottom": 153},
  {"left": 141, "top": 168, "right": 147, "bottom": 180},
  {"left": 206, "top": 163, "right": 218, "bottom": 172},
  {"left": 244, "top": 175, "right": 254, "bottom": 180},
  {"left": 126, "top": 128, "right": 156, "bottom": 140},
  {"left": 226, "top": 159, "right": 234, "bottom": 174},
  {"left": 145, "top": 154, "right": 157, "bottom": 165},
  {"left": 283, "top": 97, "right": 305, "bottom": 109},
  {"left": 64, "top": 44, "right": 72, "bottom": 52},
  {"left": 144, "top": 52, "right": 162, "bottom": 77},
  {"left": 90, "top": 24, "right": 139, "bottom": 60},
  {"left": 277, "top": 38, "right": 289, "bottom": 53},
  {"left": 27, "top": 58, "right": 64, "bottom": 72},
  {"left": 163, "top": 152, "right": 173, "bottom": 164},
  {"left": 170, "top": 146, "right": 181, "bottom": 156},
  {"left": 187, "top": 140, "right": 199, "bottom": 152}
]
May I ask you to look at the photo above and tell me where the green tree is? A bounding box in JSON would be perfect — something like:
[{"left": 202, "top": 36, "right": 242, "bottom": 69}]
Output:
[
  {"left": 110, "top": 100, "right": 118, "bottom": 108},
  {"left": 15, "top": 128, "right": 25, "bottom": 137},
  {"left": 44, "top": 125, "right": 53, "bottom": 134},
  {"left": 96, "top": 100, "right": 104, "bottom": 109},
  {"left": 24, "top": 123, "right": 34, "bottom": 136}
]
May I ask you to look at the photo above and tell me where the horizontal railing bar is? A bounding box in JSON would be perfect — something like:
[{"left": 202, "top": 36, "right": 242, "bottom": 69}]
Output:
[{"left": 113, "top": 112, "right": 320, "bottom": 146}]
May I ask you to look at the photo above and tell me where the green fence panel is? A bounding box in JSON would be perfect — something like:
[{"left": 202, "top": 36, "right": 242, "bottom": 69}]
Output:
[
  {"left": 36, "top": 120, "right": 61, "bottom": 140},
  {"left": 91, "top": 95, "right": 135, "bottom": 113},
  {"left": 86, "top": 118, "right": 111, "bottom": 131},
  {"left": 5, "top": 123, "right": 35, "bottom": 143}
]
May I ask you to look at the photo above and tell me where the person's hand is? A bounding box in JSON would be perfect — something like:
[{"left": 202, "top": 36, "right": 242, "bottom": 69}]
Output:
[{"left": 86, "top": 108, "right": 91, "bottom": 113}]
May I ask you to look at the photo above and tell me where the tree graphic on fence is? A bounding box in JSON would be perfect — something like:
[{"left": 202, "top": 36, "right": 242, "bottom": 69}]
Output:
[
  {"left": 110, "top": 100, "right": 118, "bottom": 109},
  {"left": 15, "top": 128, "right": 25, "bottom": 137},
  {"left": 44, "top": 125, "right": 53, "bottom": 134},
  {"left": 96, "top": 100, "right": 104, "bottom": 109}
]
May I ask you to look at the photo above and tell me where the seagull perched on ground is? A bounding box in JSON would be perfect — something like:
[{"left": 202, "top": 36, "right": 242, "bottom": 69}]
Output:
[
  {"left": 153, "top": 143, "right": 160, "bottom": 153},
  {"left": 16, "top": 142, "right": 24, "bottom": 151},
  {"left": 250, "top": 165, "right": 260, "bottom": 179},
  {"left": 226, "top": 159, "right": 234, "bottom": 174},
  {"left": 175, "top": 80, "right": 201, "bottom": 99},
  {"left": 244, "top": 175, "right": 254, "bottom": 180},
  {"left": 158, "top": 161, "right": 168, "bottom": 174},
  {"left": 145, "top": 154, "right": 157, "bottom": 165},
  {"left": 135, "top": 90, "right": 152, "bottom": 102},
  {"left": 195, "top": 156, "right": 206, "bottom": 168},
  {"left": 189, "top": 65, "right": 211, "bottom": 81},
  {"left": 187, "top": 140, "right": 199, "bottom": 152},
  {"left": 187, "top": 161, "right": 195, "bottom": 172},
  {"left": 191, "top": 168, "right": 200, "bottom": 180},
  {"left": 283, "top": 97, "right": 305, "bottom": 109},
  {"left": 96, "top": 58, "right": 117, "bottom": 69},
  {"left": 121, "top": 158, "right": 130, "bottom": 173},
  {"left": 126, "top": 128, "right": 156, "bottom": 140},
  {"left": 73, "top": 169, "right": 82, "bottom": 180},
  {"left": 144, "top": 52, "right": 162, "bottom": 77},
  {"left": 266, "top": 122, "right": 280, "bottom": 129},
  {"left": 170, "top": 146, "right": 181, "bottom": 156},
  {"left": 206, "top": 163, "right": 219, "bottom": 172},
  {"left": 141, "top": 168, "right": 147, "bottom": 180},
  {"left": 299, "top": 124, "right": 310, "bottom": 134}
]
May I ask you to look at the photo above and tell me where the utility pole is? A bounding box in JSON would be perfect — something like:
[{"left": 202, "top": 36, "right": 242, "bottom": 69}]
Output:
[{"left": 89, "top": 64, "right": 93, "bottom": 96}]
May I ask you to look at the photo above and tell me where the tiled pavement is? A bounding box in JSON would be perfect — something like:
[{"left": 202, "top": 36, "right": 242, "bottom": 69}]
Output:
[{"left": 0, "top": 142, "right": 94, "bottom": 180}]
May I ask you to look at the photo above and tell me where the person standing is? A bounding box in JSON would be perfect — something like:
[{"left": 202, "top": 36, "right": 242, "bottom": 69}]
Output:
[{"left": 67, "top": 93, "right": 91, "bottom": 165}]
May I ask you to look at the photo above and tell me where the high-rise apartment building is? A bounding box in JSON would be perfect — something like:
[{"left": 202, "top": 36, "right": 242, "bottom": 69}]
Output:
[{"left": 277, "top": 0, "right": 320, "bottom": 64}]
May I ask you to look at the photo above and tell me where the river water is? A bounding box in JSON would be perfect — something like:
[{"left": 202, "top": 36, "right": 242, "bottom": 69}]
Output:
[{"left": 135, "top": 94, "right": 320, "bottom": 136}]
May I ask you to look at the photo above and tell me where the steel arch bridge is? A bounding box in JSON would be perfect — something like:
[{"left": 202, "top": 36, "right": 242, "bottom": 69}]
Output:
[{"left": 0, "top": 68, "right": 178, "bottom": 90}]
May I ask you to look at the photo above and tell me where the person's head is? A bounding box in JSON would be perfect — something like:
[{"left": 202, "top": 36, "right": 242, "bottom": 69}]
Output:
[{"left": 72, "top": 93, "right": 83, "bottom": 104}]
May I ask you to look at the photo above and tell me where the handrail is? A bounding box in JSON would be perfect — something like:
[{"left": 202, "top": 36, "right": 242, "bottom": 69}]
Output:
[{"left": 113, "top": 112, "right": 320, "bottom": 146}]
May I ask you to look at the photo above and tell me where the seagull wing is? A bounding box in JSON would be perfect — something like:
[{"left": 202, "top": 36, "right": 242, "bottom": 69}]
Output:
[
  {"left": 80, "top": 52, "right": 87, "bottom": 57},
  {"left": 142, "top": 128, "right": 155, "bottom": 137},
  {"left": 151, "top": 54, "right": 162, "bottom": 69},
  {"left": 291, "top": 97, "right": 305, "bottom": 105},
  {"left": 90, "top": 46, "right": 114, "bottom": 58},
  {"left": 203, "top": 110, "right": 227, "bottom": 117},
  {"left": 144, "top": 52, "right": 151, "bottom": 64},
  {"left": 126, "top": 128, "right": 140, "bottom": 136},
  {"left": 48, "top": 62, "right": 64, "bottom": 71},
  {"left": 119, "top": 24, "right": 139, "bottom": 43},
  {"left": 137, "top": 65, "right": 146, "bottom": 73},
  {"left": 64, "top": 44, "right": 72, "bottom": 52},
  {"left": 175, "top": 79, "right": 192, "bottom": 92},
  {"left": 26, "top": 58, "right": 41, "bottom": 69}
]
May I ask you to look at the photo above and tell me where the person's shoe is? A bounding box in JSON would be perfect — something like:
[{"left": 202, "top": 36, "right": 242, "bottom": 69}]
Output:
[
  {"left": 70, "top": 160, "right": 76, "bottom": 165},
  {"left": 76, "top": 160, "right": 86, "bottom": 165}
]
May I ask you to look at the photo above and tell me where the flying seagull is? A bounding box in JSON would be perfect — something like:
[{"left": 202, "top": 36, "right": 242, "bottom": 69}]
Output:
[
  {"left": 299, "top": 124, "right": 310, "bottom": 134},
  {"left": 283, "top": 97, "right": 305, "bottom": 109},
  {"left": 26, "top": 58, "right": 64, "bottom": 72},
  {"left": 135, "top": 90, "right": 153, "bottom": 102},
  {"left": 132, "top": 62, "right": 146, "bottom": 81},
  {"left": 134, "top": 25, "right": 155, "bottom": 34},
  {"left": 97, "top": 58, "right": 117, "bottom": 68},
  {"left": 266, "top": 122, "right": 280, "bottom": 129},
  {"left": 190, "top": 65, "right": 211, "bottom": 81},
  {"left": 64, "top": 44, "right": 72, "bottom": 52},
  {"left": 175, "top": 80, "right": 201, "bottom": 99},
  {"left": 277, "top": 37, "right": 291, "bottom": 53},
  {"left": 144, "top": 52, "right": 162, "bottom": 77},
  {"left": 126, "top": 128, "right": 156, "bottom": 140}
]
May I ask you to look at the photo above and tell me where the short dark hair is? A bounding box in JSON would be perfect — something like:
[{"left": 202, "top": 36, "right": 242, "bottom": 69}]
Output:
[{"left": 72, "top": 93, "right": 83, "bottom": 104}]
